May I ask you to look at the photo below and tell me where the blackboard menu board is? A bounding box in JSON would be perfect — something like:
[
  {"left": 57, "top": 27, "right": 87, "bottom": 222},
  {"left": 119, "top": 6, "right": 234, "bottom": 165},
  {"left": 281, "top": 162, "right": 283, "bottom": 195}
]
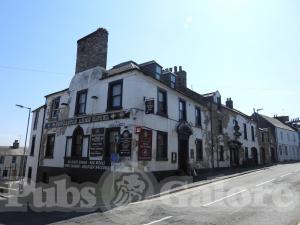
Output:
[
  {"left": 119, "top": 130, "right": 132, "bottom": 157},
  {"left": 138, "top": 129, "right": 152, "bottom": 161},
  {"left": 145, "top": 99, "right": 155, "bottom": 114},
  {"left": 90, "top": 128, "right": 105, "bottom": 157}
]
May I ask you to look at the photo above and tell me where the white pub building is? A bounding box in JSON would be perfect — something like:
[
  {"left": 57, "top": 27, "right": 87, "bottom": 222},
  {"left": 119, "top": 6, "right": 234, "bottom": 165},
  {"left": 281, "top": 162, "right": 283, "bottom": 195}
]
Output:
[{"left": 25, "top": 28, "right": 264, "bottom": 184}]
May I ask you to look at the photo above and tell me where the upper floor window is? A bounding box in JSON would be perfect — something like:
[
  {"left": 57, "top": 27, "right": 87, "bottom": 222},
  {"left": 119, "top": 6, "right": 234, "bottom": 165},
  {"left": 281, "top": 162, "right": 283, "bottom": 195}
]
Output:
[
  {"left": 261, "top": 132, "right": 265, "bottom": 142},
  {"left": 33, "top": 110, "right": 39, "bottom": 130},
  {"left": 218, "top": 120, "right": 223, "bottom": 134},
  {"left": 157, "top": 89, "right": 167, "bottom": 116},
  {"left": 30, "top": 136, "right": 36, "bottom": 156},
  {"left": 155, "top": 66, "right": 162, "bottom": 80},
  {"left": 179, "top": 99, "right": 186, "bottom": 121},
  {"left": 0, "top": 156, "right": 4, "bottom": 164},
  {"left": 251, "top": 126, "right": 255, "bottom": 141},
  {"left": 75, "top": 90, "right": 87, "bottom": 115},
  {"left": 156, "top": 131, "right": 168, "bottom": 161},
  {"left": 12, "top": 156, "right": 16, "bottom": 164},
  {"left": 217, "top": 97, "right": 221, "bottom": 110},
  {"left": 170, "top": 75, "right": 176, "bottom": 88},
  {"left": 107, "top": 80, "right": 123, "bottom": 110},
  {"left": 196, "top": 139, "right": 203, "bottom": 161},
  {"left": 45, "top": 134, "right": 55, "bottom": 158},
  {"left": 71, "top": 126, "right": 84, "bottom": 158},
  {"left": 243, "top": 123, "right": 247, "bottom": 140},
  {"left": 51, "top": 97, "right": 60, "bottom": 119},
  {"left": 195, "top": 107, "right": 202, "bottom": 127}
]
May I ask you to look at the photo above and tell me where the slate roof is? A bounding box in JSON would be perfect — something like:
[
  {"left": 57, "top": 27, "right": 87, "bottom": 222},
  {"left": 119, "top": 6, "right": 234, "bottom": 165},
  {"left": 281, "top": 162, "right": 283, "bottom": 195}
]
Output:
[{"left": 261, "top": 114, "right": 295, "bottom": 131}]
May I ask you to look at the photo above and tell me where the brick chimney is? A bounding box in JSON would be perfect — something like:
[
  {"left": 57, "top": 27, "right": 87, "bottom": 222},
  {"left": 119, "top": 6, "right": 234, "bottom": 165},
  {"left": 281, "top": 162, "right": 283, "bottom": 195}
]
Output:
[
  {"left": 75, "top": 28, "right": 108, "bottom": 73},
  {"left": 175, "top": 66, "right": 187, "bottom": 89},
  {"left": 226, "top": 98, "right": 233, "bottom": 109}
]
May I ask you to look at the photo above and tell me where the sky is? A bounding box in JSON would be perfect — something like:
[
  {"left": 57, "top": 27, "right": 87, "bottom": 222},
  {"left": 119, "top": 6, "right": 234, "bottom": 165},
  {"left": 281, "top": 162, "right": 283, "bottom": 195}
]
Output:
[{"left": 0, "top": 0, "right": 299, "bottom": 146}]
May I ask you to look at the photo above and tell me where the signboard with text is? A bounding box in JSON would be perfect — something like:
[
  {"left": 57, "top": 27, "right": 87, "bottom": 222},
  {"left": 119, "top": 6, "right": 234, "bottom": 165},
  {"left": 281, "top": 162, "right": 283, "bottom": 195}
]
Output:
[
  {"left": 145, "top": 99, "right": 155, "bottom": 114},
  {"left": 64, "top": 158, "right": 111, "bottom": 170},
  {"left": 119, "top": 130, "right": 132, "bottom": 157},
  {"left": 138, "top": 129, "right": 152, "bottom": 161},
  {"left": 90, "top": 128, "right": 105, "bottom": 157}
]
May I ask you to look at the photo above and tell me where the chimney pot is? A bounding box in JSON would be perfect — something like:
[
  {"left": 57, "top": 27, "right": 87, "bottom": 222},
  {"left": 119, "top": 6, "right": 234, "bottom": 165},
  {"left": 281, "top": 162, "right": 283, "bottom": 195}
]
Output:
[{"left": 179, "top": 66, "right": 182, "bottom": 72}]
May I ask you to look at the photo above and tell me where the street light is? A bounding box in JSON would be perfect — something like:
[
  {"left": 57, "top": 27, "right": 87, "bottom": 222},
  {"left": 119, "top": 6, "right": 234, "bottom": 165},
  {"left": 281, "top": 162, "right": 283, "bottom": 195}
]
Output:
[{"left": 16, "top": 104, "right": 31, "bottom": 191}]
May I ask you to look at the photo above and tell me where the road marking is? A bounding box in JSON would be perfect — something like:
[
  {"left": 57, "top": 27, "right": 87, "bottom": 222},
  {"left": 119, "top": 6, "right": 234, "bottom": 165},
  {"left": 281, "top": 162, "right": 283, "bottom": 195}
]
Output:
[
  {"left": 280, "top": 173, "right": 292, "bottom": 178},
  {"left": 255, "top": 179, "right": 275, "bottom": 187},
  {"left": 295, "top": 169, "right": 300, "bottom": 172},
  {"left": 202, "top": 189, "right": 247, "bottom": 207},
  {"left": 142, "top": 216, "right": 173, "bottom": 225}
]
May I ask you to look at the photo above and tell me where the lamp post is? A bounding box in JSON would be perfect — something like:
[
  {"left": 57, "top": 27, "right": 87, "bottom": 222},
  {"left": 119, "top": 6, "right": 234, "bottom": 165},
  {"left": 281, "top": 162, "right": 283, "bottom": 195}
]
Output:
[{"left": 16, "top": 104, "right": 31, "bottom": 191}]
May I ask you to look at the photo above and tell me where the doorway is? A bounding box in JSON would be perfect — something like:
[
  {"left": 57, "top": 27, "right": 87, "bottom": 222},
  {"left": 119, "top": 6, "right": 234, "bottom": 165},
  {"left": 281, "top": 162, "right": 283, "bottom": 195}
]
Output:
[
  {"left": 105, "top": 128, "right": 120, "bottom": 160},
  {"left": 178, "top": 139, "right": 189, "bottom": 174},
  {"left": 230, "top": 147, "right": 239, "bottom": 167},
  {"left": 251, "top": 147, "right": 258, "bottom": 165}
]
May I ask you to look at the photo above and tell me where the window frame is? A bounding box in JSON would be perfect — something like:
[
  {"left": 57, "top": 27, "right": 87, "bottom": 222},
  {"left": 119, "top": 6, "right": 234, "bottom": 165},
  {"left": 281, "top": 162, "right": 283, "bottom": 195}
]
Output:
[
  {"left": 33, "top": 110, "right": 39, "bottom": 130},
  {"left": 156, "top": 131, "right": 168, "bottom": 161},
  {"left": 45, "top": 133, "right": 55, "bottom": 158},
  {"left": 107, "top": 80, "right": 123, "bottom": 111},
  {"left": 196, "top": 139, "right": 203, "bottom": 161},
  {"left": 251, "top": 126, "right": 255, "bottom": 141},
  {"left": 12, "top": 156, "right": 16, "bottom": 164},
  {"left": 51, "top": 96, "right": 61, "bottom": 119},
  {"left": 30, "top": 135, "right": 36, "bottom": 156},
  {"left": 243, "top": 123, "right": 248, "bottom": 140},
  {"left": 178, "top": 99, "right": 186, "bottom": 121},
  {"left": 218, "top": 120, "right": 223, "bottom": 134},
  {"left": 157, "top": 88, "right": 168, "bottom": 116},
  {"left": 195, "top": 106, "right": 202, "bottom": 127},
  {"left": 75, "top": 89, "right": 88, "bottom": 116},
  {"left": 71, "top": 126, "right": 84, "bottom": 158}
]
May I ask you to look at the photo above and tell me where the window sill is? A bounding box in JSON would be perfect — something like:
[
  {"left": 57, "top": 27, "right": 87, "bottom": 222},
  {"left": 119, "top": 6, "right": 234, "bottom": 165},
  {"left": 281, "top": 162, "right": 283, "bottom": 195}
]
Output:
[
  {"left": 156, "top": 158, "right": 168, "bottom": 161},
  {"left": 74, "top": 113, "right": 87, "bottom": 117},
  {"left": 106, "top": 107, "right": 123, "bottom": 112},
  {"left": 156, "top": 112, "right": 168, "bottom": 118},
  {"left": 44, "top": 156, "right": 54, "bottom": 159}
]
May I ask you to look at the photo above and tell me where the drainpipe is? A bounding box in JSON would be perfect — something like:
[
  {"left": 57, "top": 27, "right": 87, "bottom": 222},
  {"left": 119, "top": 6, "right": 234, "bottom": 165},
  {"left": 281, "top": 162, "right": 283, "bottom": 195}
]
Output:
[
  {"left": 210, "top": 102, "right": 214, "bottom": 168},
  {"left": 36, "top": 105, "right": 46, "bottom": 182}
]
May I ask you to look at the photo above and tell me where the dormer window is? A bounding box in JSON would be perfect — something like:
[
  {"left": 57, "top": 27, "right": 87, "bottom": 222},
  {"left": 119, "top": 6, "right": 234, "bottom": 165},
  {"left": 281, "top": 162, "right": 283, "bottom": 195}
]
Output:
[
  {"left": 170, "top": 75, "right": 176, "bottom": 88},
  {"left": 155, "top": 66, "right": 162, "bottom": 80},
  {"left": 51, "top": 97, "right": 60, "bottom": 119}
]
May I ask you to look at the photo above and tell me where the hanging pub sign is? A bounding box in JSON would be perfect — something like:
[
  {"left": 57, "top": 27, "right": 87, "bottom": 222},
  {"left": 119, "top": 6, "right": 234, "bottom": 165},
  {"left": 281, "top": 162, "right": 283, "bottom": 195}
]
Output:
[
  {"left": 138, "top": 129, "right": 152, "bottom": 161},
  {"left": 90, "top": 128, "right": 105, "bottom": 157},
  {"left": 119, "top": 130, "right": 132, "bottom": 157},
  {"left": 145, "top": 99, "right": 155, "bottom": 114}
]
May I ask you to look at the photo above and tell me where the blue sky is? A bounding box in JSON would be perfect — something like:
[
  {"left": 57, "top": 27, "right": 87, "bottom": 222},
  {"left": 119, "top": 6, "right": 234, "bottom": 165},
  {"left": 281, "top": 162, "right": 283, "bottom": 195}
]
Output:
[{"left": 0, "top": 0, "right": 299, "bottom": 146}]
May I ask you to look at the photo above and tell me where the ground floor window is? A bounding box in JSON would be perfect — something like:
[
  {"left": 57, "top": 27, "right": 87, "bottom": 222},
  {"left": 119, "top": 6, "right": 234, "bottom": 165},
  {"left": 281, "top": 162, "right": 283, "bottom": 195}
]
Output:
[
  {"left": 156, "top": 131, "right": 168, "bottom": 161},
  {"left": 219, "top": 145, "right": 224, "bottom": 161},
  {"left": 2, "top": 170, "right": 8, "bottom": 177},
  {"left": 196, "top": 139, "right": 203, "bottom": 161},
  {"left": 245, "top": 147, "right": 248, "bottom": 159},
  {"left": 27, "top": 167, "right": 32, "bottom": 180}
]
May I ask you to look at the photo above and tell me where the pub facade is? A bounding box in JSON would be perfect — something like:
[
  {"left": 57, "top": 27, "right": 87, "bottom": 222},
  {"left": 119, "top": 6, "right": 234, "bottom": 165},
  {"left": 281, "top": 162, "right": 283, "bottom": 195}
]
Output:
[{"left": 25, "top": 28, "right": 263, "bottom": 184}]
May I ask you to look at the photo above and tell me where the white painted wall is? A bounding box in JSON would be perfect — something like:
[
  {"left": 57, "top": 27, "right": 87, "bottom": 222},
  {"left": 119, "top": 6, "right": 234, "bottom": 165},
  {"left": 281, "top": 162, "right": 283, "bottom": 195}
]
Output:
[{"left": 276, "top": 128, "right": 300, "bottom": 162}]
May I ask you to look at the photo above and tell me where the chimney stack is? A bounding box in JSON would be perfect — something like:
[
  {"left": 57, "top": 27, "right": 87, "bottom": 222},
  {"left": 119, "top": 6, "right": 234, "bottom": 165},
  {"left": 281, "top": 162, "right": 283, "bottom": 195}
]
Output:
[
  {"left": 75, "top": 28, "right": 108, "bottom": 73},
  {"left": 175, "top": 65, "right": 187, "bottom": 89},
  {"left": 11, "top": 140, "right": 19, "bottom": 149},
  {"left": 226, "top": 98, "right": 233, "bottom": 109}
]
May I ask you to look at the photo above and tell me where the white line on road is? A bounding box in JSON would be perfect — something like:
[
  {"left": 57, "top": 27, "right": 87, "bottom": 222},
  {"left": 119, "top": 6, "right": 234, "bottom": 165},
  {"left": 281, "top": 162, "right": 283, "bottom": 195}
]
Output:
[
  {"left": 280, "top": 173, "right": 292, "bottom": 178},
  {"left": 255, "top": 179, "right": 275, "bottom": 187},
  {"left": 142, "top": 216, "right": 173, "bottom": 225},
  {"left": 202, "top": 189, "right": 247, "bottom": 207}
]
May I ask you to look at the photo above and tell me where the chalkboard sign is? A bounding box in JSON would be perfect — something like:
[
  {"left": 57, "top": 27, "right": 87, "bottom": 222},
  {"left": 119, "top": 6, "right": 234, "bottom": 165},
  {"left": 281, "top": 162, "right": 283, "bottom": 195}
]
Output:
[
  {"left": 145, "top": 99, "right": 154, "bottom": 114},
  {"left": 138, "top": 129, "right": 152, "bottom": 161},
  {"left": 119, "top": 130, "right": 132, "bottom": 157},
  {"left": 90, "top": 128, "right": 105, "bottom": 157}
]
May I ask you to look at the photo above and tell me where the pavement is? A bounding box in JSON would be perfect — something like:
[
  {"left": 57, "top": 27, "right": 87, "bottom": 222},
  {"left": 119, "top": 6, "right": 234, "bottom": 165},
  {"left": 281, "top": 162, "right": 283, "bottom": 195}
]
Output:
[{"left": 1, "top": 163, "right": 300, "bottom": 225}]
